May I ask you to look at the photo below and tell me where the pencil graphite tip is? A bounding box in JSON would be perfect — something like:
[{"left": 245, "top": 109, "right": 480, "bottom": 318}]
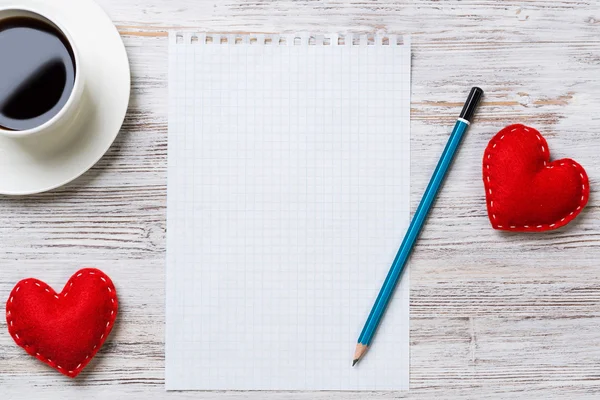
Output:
[{"left": 352, "top": 343, "right": 368, "bottom": 366}]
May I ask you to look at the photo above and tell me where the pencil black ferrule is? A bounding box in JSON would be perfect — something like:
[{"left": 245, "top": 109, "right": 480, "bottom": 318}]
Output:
[{"left": 459, "top": 87, "right": 483, "bottom": 122}]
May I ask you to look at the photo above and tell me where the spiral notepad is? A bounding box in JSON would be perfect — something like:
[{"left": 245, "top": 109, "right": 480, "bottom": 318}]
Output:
[{"left": 166, "top": 33, "right": 411, "bottom": 390}]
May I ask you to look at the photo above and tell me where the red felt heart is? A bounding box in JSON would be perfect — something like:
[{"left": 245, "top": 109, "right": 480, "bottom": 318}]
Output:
[
  {"left": 5, "top": 268, "right": 118, "bottom": 378},
  {"left": 483, "top": 124, "right": 589, "bottom": 232}
]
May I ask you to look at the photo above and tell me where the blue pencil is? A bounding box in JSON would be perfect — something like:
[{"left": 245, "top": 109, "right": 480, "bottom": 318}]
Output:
[{"left": 353, "top": 87, "right": 484, "bottom": 366}]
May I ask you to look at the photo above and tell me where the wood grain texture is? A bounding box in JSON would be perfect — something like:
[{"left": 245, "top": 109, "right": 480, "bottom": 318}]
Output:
[{"left": 2, "top": 0, "right": 600, "bottom": 398}]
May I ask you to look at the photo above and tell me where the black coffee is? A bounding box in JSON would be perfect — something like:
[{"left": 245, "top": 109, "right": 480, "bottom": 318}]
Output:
[{"left": 0, "top": 17, "right": 76, "bottom": 131}]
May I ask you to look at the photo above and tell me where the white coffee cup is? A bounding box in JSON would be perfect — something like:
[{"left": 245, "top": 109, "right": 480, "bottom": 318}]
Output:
[{"left": 0, "top": 6, "right": 85, "bottom": 139}]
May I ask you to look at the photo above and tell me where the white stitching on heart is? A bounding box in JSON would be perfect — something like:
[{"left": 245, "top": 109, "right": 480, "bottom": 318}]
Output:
[
  {"left": 483, "top": 124, "right": 588, "bottom": 231},
  {"left": 6, "top": 269, "right": 117, "bottom": 378}
]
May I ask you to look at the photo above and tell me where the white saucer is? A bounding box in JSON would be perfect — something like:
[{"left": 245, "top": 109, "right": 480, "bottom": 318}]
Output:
[{"left": 0, "top": 0, "right": 130, "bottom": 195}]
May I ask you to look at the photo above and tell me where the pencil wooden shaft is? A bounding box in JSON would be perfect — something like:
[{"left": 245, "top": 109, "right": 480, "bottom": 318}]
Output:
[{"left": 353, "top": 87, "right": 483, "bottom": 365}]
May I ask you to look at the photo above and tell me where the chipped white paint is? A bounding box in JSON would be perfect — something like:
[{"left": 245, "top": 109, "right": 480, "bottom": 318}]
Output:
[{"left": 2, "top": 0, "right": 600, "bottom": 399}]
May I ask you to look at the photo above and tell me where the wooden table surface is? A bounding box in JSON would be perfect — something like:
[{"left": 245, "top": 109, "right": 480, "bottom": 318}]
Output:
[{"left": 2, "top": 0, "right": 600, "bottom": 398}]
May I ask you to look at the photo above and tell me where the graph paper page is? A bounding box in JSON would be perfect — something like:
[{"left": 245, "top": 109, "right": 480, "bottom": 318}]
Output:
[{"left": 166, "top": 33, "right": 411, "bottom": 390}]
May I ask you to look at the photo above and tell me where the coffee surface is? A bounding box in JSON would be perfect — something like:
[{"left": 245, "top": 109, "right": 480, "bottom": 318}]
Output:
[{"left": 0, "top": 17, "right": 76, "bottom": 131}]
